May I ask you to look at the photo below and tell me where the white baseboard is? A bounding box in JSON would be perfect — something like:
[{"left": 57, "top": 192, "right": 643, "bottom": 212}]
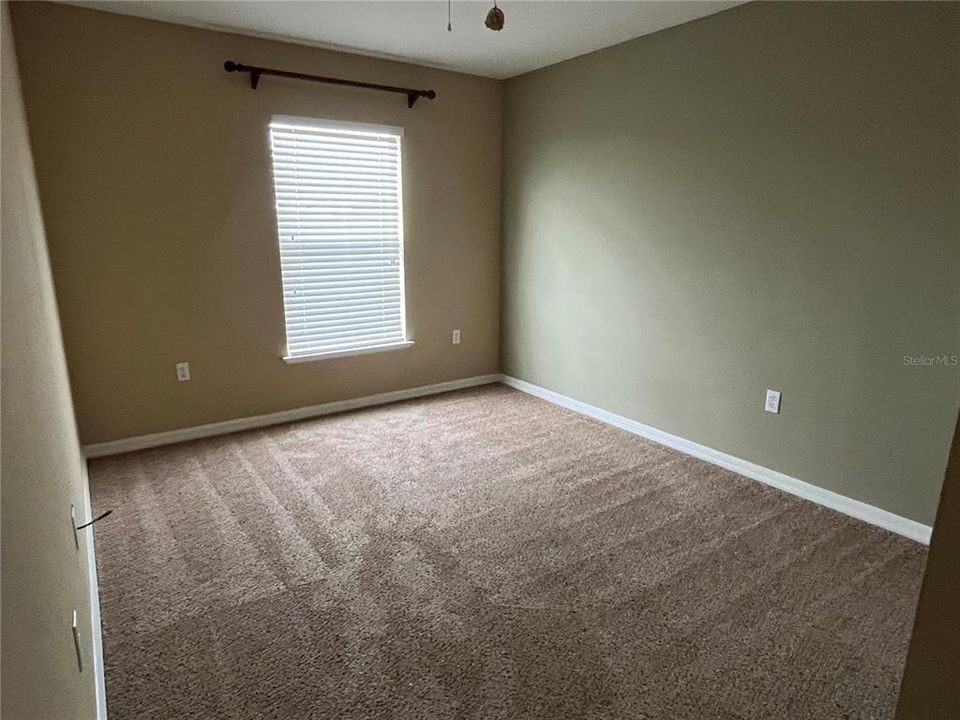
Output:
[
  {"left": 82, "top": 370, "right": 931, "bottom": 545},
  {"left": 499, "top": 375, "right": 933, "bottom": 545},
  {"left": 83, "top": 374, "right": 501, "bottom": 459},
  {"left": 80, "top": 458, "right": 108, "bottom": 719}
]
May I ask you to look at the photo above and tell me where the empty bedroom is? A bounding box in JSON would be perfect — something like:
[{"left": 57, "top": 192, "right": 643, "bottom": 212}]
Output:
[{"left": 1, "top": 1, "right": 958, "bottom": 718}]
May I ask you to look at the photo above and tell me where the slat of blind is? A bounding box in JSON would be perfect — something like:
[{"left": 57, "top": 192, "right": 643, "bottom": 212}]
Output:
[
  {"left": 273, "top": 176, "right": 397, "bottom": 187},
  {"left": 281, "top": 256, "right": 398, "bottom": 266},
  {"left": 272, "top": 176, "right": 397, "bottom": 189},
  {"left": 281, "top": 251, "right": 400, "bottom": 260},
  {"left": 285, "top": 307, "right": 402, "bottom": 320},
  {"left": 271, "top": 139, "right": 397, "bottom": 152},
  {"left": 271, "top": 150, "right": 397, "bottom": 162},
  {"left": 275, "top": 203, "right": 398, "bottom": 211},
  {"left": 281, "top": 271, "right": 399, "bottom": 284},
  {"left": 284, "top": 278, "right": 400, "bottom": 297},
  {"left": 287, "top": 317, "right": 403, "bottom": 338},
  {"left": 271, "top": 166, "right": 398, "bottom": 180},
  {"left": 275, "top": 208, "right": 398, "bottom": 216},
  {"left": 289, "top": 337, "right": 406, "bottom": 357},
  {"left": 281, "top": 268, "right": 398, "bottom": 279},
  {"left": 270, "top": 136, "right": 398, "bottom": 149},
  {"left": 278, "top": 219, "right": 398, "bottom": 226},
  {"left": 279, "top": 206, "right": 397, "bottom": 212},
  {"left": 281, "top": 268, "right": 398, "bottom": 278},
  {"left": 280, "top": 237, "right": 399, "bottom": 245},
  {"left": 281, "top": 229, "right": 398, "bottom": 235},
  {"left": 285, "top": 311, "right": 401, "bottom": 327},
  {"left": 281, "top": 282, "right": 400, "bottom": 292},
  {"left": 286, "top": 330, "right": 405, "bottom": 348},
  {"left": 273, "top": 188, "right": 398, "bottom": 199},
  {"left": 273, "top": 180, "right": 397, "bottom": 189},
  {"left": 276, "top": 207, "right": 398, "bottom": 215},
  {"left": 280, "top": 251, "right": 399, "bottom": 261},
  {"left": 273, "top": 168, "right": 396, "bottom": 176},
  {"left": 288, "top": 327, "right": 405, "bottom": 347},
  {"left": 273, "top": 186, "right": 398, "bottom": 198},
  {"left": 283, "top": 296, "right": 402, "bottom": 312},
  {"left": 282, "top": 292, "right": 402, "bottom": 306},
  {"left": 284, "top": 307, "right": 402, "bottom": 324},
  {"left": 280, "top": 252, "right": 399, "bottom": 261},
  {"left": 270, "top": 118, "right": 406, "bottom": 359},
  {"left": 280, "top": 240, "right": 396, "bottom": 249},
  {"left": 271, "top": 152, "right": 400, "bottom": 168},
  {"left": 284, "top": 305, "right": 402, "bottom": 320},
  {"left": 280, "top": 237, "right": 399, "bottom": 246},
  {"left": 279, "top": 286, "right": 399, "bottom": 300},
  {"left": 287, "top": 312, "right": 401, "bottom": 332},
  {"left": 282, "top": 299, "right": 402, "bottom": 311},
  {"left": 273, "top": 165, "right": 396, "bottom": 173},
  {"left": 276, "top": 189, "right": 397, "bottom": 199},
  {"left": 270, "top": 127, "right": 397, "bottom": 141},
  {"left": 273, "top": 152, "right": 398, "bottom": 165},
  {"left": 270, "top": 130, "right": 398, "bottom": 148}
]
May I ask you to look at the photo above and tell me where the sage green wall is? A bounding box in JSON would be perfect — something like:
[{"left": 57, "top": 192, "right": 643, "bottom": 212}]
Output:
[{"left": 501, "top": 1, "right": 959, "bottom": 525}]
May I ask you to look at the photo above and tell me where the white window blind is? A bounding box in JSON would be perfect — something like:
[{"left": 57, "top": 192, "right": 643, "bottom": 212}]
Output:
[{"left": 268, "top": 117, "right": 409, "bottom": 361}]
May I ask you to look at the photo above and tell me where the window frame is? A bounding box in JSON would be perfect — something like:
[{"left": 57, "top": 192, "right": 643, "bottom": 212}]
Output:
[{"left": 268, "top": 115, "right": 413, "bottom": 363}]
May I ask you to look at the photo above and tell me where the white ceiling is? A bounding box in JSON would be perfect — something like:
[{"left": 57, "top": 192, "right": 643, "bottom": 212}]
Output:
[{"left": 63, "top": 1, "right": 743, "bottom": 79}]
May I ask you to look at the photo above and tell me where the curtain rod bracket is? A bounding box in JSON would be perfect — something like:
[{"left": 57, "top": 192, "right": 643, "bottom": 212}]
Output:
[{"left": 224, "top": 60, "right": 435, "bottom": 108}]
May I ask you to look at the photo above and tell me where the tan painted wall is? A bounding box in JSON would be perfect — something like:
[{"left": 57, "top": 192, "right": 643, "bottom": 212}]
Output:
[
  {"left": 895, "top": 412, "right": 960, "bottom": 718},
  {"left": 501, "top": 1, "right": 960, "bottom": 525},
  {"left": 10, "top": 2, "right": 502, "bottom": 445},
  {"left": 0, "top": 2, "right": 98, "bottom": 716}
]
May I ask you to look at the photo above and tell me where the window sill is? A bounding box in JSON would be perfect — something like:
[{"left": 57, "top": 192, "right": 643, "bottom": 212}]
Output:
[{"left": 283, "top": 340, "right": 414, "bottom": 364}]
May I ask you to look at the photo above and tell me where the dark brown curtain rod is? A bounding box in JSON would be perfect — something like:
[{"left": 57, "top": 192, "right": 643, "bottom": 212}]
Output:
[{"left": 224, "top": 61, "right": 436, "bottom": 108}]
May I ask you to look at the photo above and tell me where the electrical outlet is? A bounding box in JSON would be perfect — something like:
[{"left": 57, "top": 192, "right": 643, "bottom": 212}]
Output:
[
  {"left": 765, "top": 389, "right": 781, "bottom": 414},
  {"left": 176, "top": 362, "right": 191, "bottom": 382},
  {"left": 452, "top": 329, "right": 461, "bottom": 345}
]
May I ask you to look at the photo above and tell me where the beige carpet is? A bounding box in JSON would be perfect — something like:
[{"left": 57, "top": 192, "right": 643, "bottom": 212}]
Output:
[{"left": 89, "top": 384, "right": 926, "bottom": 719}]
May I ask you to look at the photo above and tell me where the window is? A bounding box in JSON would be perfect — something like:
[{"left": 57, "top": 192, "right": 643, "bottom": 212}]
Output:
[{"left": 268, "top": 116, "right": 410, "bottom": 362}]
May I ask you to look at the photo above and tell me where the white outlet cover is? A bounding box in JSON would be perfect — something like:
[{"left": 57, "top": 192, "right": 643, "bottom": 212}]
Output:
[
  {"left": 765, "top": 389, "right": 781, "bottom": 414},
  {"left": 452, "top": 329, "right": 461, "bottom": 345},
  {"left": 176, "top": 362, "right": 191, "bottom": 382}
]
